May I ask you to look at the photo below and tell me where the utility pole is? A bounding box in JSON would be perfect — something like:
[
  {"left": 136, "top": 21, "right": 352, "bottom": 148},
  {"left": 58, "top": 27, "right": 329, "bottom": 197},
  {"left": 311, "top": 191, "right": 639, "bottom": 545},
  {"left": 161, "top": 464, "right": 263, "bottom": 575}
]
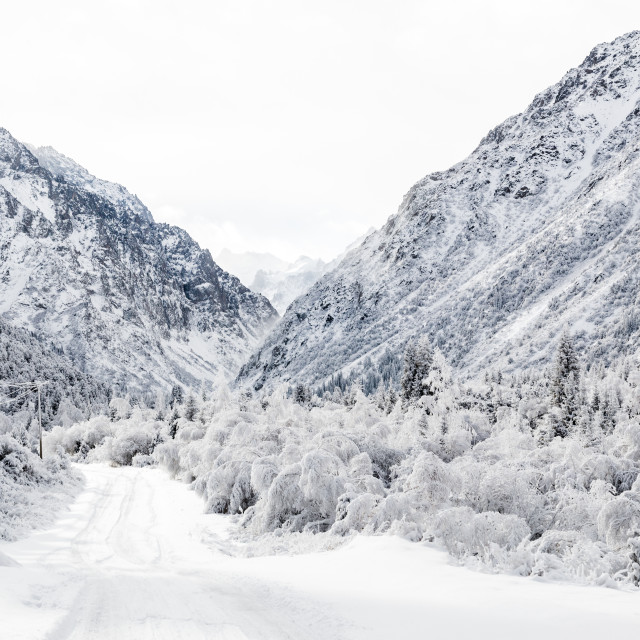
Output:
[
  {"left": 0, "top": 381, "right": 47, "bottom": 457},
  {"left": 37, "top": 383, "right": 43, "bottom": 459}
]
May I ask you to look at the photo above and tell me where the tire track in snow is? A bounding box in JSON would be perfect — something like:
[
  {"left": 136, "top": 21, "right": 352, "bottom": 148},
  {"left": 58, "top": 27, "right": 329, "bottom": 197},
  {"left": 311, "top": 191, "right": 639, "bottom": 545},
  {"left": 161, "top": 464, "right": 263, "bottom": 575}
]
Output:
[{"left": 13, "top": 464, "right": 345, "bottom": 640}]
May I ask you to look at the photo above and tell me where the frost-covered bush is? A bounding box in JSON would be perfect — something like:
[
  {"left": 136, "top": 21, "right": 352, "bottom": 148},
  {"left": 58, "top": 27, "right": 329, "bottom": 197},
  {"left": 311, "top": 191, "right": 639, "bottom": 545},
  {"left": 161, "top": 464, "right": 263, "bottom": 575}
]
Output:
[
  {"left": 133, "top": 373, "right": 640, "bottom": 586},
  {"left": 102, "top": 420, "right": 162, "bottom": 466},
  {"left": 249, "top": 463, "right": 307, "bottom": 532},
  {"left": 597, "top": 495, "right": 640, "bottom": 549},
  {"left": 517, "top": 530, "right": 628, "bottom": 585},
  {"left": 154, "top": 441, "right": 181, "bottom": 478},
  {"left": 195, "top": 459, "right": 255, "bottom": 515},
  {"left": 0, "top": 431, "right": 81, "bottom": 541},
  {"left": 394, "top": 451, "right": 459, "bottom": 509},
  {"left": 433, "top": 507, "right": 531, "bottom": 559},
  {"left": 46, "top": 414, "right": 165, "bottom": 465},
  {"left": 46, "top": 416, "right": 113, "bottom": 458}
]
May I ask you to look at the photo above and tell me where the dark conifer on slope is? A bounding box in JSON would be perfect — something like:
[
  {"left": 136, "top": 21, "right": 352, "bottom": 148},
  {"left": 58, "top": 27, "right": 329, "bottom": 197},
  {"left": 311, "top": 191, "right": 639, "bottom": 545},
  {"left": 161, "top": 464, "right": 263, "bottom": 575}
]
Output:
[
  {"left": 400, "top": 337, "right": 433, "bottom": 403},
  {"left": 550, "top": 331, "right": 581, "bottom": 437}
]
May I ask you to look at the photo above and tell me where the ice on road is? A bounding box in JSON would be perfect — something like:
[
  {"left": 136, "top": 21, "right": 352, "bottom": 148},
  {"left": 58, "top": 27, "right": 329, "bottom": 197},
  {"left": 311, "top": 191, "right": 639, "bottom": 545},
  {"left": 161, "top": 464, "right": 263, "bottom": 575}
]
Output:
[{"left": 1, "top": 464, "right": 639, "bottom": 639}]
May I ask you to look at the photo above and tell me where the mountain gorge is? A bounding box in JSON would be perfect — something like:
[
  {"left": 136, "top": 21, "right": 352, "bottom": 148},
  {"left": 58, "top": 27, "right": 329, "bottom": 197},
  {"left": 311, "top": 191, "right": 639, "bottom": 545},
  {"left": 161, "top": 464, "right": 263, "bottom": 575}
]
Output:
[
  {"left": 239, "top": 31, "right": 640, "bottom": 391},
  {"left": 216, "top": 249, "right": 330, "bottom": 315},
  {"left": 0, "top": 134, "right": 277, "bottom": 392},
  {"left": 218, "top": 235, "right": 372, "bottom": 316}
]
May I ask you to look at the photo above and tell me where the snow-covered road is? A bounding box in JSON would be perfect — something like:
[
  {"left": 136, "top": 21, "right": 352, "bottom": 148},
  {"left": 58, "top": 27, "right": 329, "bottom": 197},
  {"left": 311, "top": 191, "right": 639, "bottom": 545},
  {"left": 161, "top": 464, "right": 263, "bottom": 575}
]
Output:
[
  {"left": 1, "top": 464, "right": 639, "bottom": 639},
  {"left": 0, "top": 465, "right": 340, "bottom": 639}
]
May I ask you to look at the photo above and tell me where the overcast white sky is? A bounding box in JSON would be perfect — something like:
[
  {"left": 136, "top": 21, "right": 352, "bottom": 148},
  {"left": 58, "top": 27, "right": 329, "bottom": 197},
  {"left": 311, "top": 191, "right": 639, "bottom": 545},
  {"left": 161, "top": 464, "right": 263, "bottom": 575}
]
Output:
[{"left": 2, "top": 1, "right": 640, "bottom": 261}]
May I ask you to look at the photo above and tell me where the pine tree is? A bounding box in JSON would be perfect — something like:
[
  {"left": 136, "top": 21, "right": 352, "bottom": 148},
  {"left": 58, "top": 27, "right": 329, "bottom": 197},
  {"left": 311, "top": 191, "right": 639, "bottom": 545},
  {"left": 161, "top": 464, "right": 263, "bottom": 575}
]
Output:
[
  {"left": 550, "top": 331, "right": 581, "bottom": 437},
  {"left": 294, "top": 383, "right": 311, "bottom": 406},
  {"left": 170, "top": 384, "right": 184, "bottom": 408},
  {"left": 385, "top": 388, "right": 398, "bottom": 414},
  {"left": 168, "top": 408, "right": 180, "bottom": 439},
  {"left": 400, "top": 336, "right": 433, "bottom": 403},
  {"left": 183, "top": 394, "right": 198, "bottom": 422},
  {"left": 601, "top": 390, "right": 617, "bottom": 434},
  {"left": 590, "top": 388, "right": 600, "bottom": 414}
]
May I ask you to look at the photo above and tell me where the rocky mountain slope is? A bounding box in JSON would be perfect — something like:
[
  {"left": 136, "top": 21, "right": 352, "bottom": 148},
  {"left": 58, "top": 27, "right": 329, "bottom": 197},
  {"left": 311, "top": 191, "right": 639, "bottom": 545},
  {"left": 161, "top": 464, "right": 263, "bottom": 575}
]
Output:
[
  {"left": 0, "top": 318, "right": 110, "bottom": 427},
  {"left": 0, "top": 135, "right": 278, "bottom": 392},
  {"left": 239, "top": 31, "right": 640, "bottom": 390}
]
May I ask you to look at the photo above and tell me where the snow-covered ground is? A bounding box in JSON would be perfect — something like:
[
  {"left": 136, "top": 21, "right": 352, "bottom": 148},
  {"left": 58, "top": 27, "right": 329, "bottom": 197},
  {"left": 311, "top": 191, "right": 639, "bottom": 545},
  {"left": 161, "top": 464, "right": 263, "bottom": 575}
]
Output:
[{"left": 1, "top": 464, "right": 639, "bottom": 639}]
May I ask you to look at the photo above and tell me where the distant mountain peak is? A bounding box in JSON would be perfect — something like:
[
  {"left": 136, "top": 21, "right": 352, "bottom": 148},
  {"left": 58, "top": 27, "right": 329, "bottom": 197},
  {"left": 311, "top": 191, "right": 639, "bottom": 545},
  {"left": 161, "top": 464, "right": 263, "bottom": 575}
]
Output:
[
  {"left": 26, "top": 144, "right": 155, "bottom": 224},
  {"left": 218, "top": 229, "right": 374, "bottom": 315}
]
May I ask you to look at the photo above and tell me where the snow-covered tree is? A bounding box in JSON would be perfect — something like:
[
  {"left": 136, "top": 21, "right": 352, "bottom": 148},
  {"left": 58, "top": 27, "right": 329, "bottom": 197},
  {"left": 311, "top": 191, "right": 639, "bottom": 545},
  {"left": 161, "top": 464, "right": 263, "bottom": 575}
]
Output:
[
  {"left": 170, "top": 384, "right": 184, "bottom": 408},
  {"left": 293, "top": 383, "right": 311, "bottom": 406},
  {"left": 183, "top": 394, "right": 198, "bottom": 422},
  {"left": 168, "top": 408, "right": 180, "bottom": 439},
  {"left": 401, "top": 336, "right": 434, "bottom": 403},
  {"left": 550, "top": 331, "right": 581, "bottom": 437}
]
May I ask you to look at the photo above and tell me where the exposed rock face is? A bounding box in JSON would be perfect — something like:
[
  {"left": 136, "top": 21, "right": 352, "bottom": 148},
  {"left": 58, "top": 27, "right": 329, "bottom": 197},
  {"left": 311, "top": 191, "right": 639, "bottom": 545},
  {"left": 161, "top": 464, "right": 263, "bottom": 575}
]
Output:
[
  {"left": 239, "top": 31, "right": 640, "bottom": 390},
  {"left": 0, "top": 135, "right": 278, "bottom": 391}
]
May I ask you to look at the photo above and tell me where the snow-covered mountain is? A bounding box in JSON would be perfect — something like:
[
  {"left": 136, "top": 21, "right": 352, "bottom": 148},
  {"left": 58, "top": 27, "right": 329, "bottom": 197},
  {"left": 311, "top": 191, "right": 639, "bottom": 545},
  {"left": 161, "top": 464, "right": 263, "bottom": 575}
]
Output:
[
  {"left": 239, "top": 31, "right": 640, "bottom": 390},
  {"left": 0, "top": 134, "right": 278, "bottom": 392}
]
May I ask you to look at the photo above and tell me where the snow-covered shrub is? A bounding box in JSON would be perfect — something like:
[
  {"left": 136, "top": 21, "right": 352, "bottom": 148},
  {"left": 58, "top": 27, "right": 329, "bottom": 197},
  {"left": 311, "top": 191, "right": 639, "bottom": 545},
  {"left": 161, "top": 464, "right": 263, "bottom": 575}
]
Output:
[
  {"left": 46, "top": 414, "right": 165, "bottom": 466},
  {"left": 475, "top": 465, "right": 543, "bottom": 525},
  {"left": 102, "top": 421, "right": 162, "bottom": 466},
  {"left": 345, "top": 452, "right": 385, "bottom": 495},
  {"left": 608, "top": 421, "right": 640, "bottom": 462},
  {"left": 0, "top": 432, "right": 80, "bottom": 541},
  {"left": 109, "top": 396, "right": 132, "bottom": 421},
  {"left": 331, "top": 492, "right": 382, "bottom": 535},
  {"left": 176, "top": 421, "right": 205, "bottom": 443},
  {"left": 525, "top": 530, "right": 624, "bottom": 584},
  {"left": 597, "top": 495, "right": 640, "bottom": 549},
  {"left": 299, "top": 450, "right": 346, "bottom": 520},
  {"left": 1, "top": 434, "right": 45, "bottom": 484},
  {"left": 153, "top": 441, "right": 181, "bottom": 478},
  {"left": 46, "top": 416, "right": 113, "bottom": 458},
  {"left": 433, "top": 507, "right": 530, "bottom": 559},
  {"left": 259, "top": 463, "right": 306, "bottom": 531},
  {"left": 196, "top": 459, "right": 256, "bottom": 515},
  {"left": 395, "top": 451, "right": 459, "bottom": 509},
  {"left": 250, "top": 456, "right": 280, "bottom": 496},
  {"left": 372, "top": 493, "right": 422, "bottom": 537},
  {"left": 351, "top": 434, "right": 402, "bottom": 486}
]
